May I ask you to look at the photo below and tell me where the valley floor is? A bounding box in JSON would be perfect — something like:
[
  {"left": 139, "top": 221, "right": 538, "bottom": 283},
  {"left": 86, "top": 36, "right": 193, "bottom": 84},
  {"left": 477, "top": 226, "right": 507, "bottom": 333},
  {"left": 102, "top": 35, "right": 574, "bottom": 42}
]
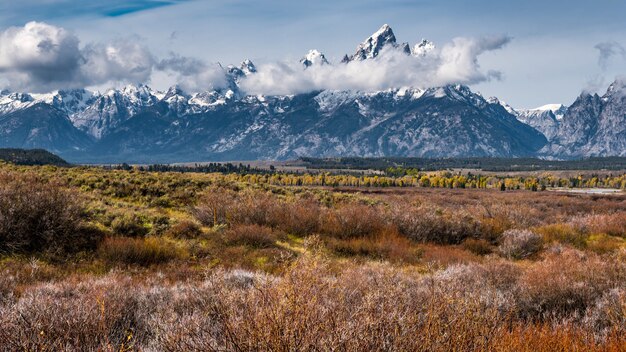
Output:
[{"left": 0, "top": 164, "right": 625, "bottom": 351}]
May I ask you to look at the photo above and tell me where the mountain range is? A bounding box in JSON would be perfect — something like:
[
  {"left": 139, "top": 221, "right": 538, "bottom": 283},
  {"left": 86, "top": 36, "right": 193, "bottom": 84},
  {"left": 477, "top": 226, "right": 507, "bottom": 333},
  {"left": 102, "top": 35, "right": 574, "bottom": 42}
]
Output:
[{"left": 0, "top": 24, "right": 624, "bottom": 163}]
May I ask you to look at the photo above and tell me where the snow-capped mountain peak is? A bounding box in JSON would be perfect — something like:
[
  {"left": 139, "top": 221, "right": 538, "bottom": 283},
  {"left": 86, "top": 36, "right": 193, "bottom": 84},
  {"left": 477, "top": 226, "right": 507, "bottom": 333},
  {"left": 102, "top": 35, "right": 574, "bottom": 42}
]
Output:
[
  {"left": 240, "top": 59, "right": 257, "bottom": 75},
  {"left": 0, "top": 91, "right": 36, "bottom": 115},
  {"left": 350, "top": 24, "right": 403, "bottom": 61},
  {"left": 4, "top": 92, "right": 34, "bottom": 103},
  {"left": 300, "top": 49, "right": 330, "bottom": 68},
  {"left": 120, "top": 84, "right": 159, "bottom": 106},
  {"left": 423, "top": 84, "right": 487, "bottom": 109},
  {"left": 226, "top": 59, "right": 257, "bottom": 89},
  {"left": 532, "top": 103, "right": 565, "bottom": 112},
  {"left": 164, "top": 85, "right": 188, "bottom": 100},
  {"left": 528, "top": 104, "right": 567, "bottom": 120},
  {"left": 487, "top": 97, "right": 518, "bottom": 116},
  {"left": 512, "top": 103, "right": 566, "bottom": 141},
  {"left": 412, "top": 39, "right": 435, "bottom": 57}
]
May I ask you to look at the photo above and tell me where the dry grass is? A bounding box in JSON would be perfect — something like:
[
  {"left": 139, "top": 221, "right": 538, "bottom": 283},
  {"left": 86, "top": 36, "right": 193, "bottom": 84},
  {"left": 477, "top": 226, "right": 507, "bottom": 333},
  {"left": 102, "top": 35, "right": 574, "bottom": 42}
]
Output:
[
  {"left": 0, "top": 251, "right": 623, "bottom": 350},
  {"left": 98, "top": 237, "right": 188, "bottom": 266},
  {"left": 1, "top": 165, "right": 625, "bottom": 349}
]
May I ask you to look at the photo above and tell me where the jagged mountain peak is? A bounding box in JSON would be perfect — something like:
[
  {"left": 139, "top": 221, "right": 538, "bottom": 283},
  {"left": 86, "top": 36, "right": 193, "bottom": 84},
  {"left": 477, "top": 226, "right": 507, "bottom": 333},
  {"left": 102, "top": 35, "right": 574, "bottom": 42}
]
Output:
[
  {"left": 226, "top": 59, "right": 257, "bottom": 89},
  {"left": 0, "top": 91, "right": 35, "bottom": 115},
  {"left": 605, "top": 78, "right": 626, "bottom": 98},
  {"left": 573, "top": 91, "right": 602, "bottom": 106},
  {"left": 350, "top": 24, "right": 400, "bottom": 61},
  {"left": 121, "top": 83, "right": 151, "bottom": 95},
  {"left": 540, "top": 81, "right": 624, "bottom": 158},
  {"left": 372, "top": 24, "right": 394, "bottom": 41},
  {"left": 240, "top": 59, "right": 257, "bottom": 75},
  {"left": 164, "top": 85, "right": 188, "bottom": 99},
  {"left": 120, "top": 84, "right": 159, "bottom": 105},
  {"left": 487, "top": 97, "right": 518, "bottom": 116},
  {"left": 6, "top": 92, "right": 34, "bottom": 103},
  {"left": 46, "top": 89, "right": 97, "bottom": 116},
  {"left": 300, "top": 49, "right": 329, "bottom": 68},
  {"left": 412, "top": 39, "right": 435, "bottom": 57}
]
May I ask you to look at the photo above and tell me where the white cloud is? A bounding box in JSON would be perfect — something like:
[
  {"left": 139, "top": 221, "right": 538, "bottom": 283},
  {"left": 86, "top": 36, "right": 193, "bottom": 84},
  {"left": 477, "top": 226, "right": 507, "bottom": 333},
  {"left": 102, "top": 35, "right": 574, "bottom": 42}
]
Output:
[
  {"left": 0, "top": 21, "right": 511, "bottom": 95},
  {"left": 0, "top": 22, "right": 155, "bottom": 92},
  {"left": 240, "top": 35, "right": 511, "bottom": 95},
  {"left": 80, "top": 39, "right": 155, "bottom": 86},
  {"left": 0, "top": 22, "right": 81, "bottom": 91},
  {"left": 155, "top": 54, "right": 228, "bottom": 92}
]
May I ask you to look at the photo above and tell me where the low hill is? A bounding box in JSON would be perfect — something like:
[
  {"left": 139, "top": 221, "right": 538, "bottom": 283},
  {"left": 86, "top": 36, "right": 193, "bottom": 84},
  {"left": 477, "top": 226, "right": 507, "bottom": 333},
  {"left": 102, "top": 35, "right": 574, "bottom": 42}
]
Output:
[{"left": 0, "top": 148, "right": 70, "bottom": 166}]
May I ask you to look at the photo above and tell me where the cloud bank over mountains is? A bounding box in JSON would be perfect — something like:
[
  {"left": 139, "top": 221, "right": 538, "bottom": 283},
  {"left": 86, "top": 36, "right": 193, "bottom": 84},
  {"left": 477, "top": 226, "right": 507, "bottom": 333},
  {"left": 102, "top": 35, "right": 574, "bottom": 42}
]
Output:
[
  {"left": 0, "top": 21, "right": 507, "bottom": 94},
  {"left": 0, "top": 22, "right": 155, "bottom": 92},
  {"left": 242, "top": 36, "right": 510, "bottom": 95}
]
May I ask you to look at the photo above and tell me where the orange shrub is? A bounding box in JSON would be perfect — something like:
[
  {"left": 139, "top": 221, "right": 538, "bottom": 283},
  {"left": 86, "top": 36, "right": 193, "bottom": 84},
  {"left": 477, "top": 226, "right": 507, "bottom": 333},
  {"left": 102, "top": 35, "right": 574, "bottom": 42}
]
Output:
[
  {"left": 515, "top": 248, "right": 624, "bottom": 321},
  {"left": 571, "top": 213, "right": 626, "bottom": 238},
  {"left": 462, "top": 238, "right": 494, "bottom": 255},
  {"left": 267, "top": 199, "right": 321, "bottom": 235},
  {"left": 319, "top": 203, "right": 386, "bottom": 239},
  {"left": 223, "top": 224, "right": 280, "bottom": 248},
  {"left": 165, "top": 220, "right": 203, "bottom": 239},
  {"left": 390, "top": 207, "right": 482, "bottom": 244},
  {"left": 325, "top": 227, "right": 421, "bottom": 263}
]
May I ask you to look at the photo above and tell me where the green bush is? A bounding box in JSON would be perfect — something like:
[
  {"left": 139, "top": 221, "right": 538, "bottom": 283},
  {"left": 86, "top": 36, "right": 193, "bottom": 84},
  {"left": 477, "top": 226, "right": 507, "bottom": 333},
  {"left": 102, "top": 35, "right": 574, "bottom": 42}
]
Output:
[{"left": 111, "top": 214, "right": 149, "bottom": 237}]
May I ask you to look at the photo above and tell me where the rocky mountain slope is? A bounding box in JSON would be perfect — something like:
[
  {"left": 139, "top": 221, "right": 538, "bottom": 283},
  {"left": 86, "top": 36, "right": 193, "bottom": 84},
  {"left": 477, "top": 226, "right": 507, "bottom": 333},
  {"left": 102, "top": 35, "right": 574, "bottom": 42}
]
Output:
[
  {"left": 541, "top": 81, "right": 626, "bottom": 157},
  {"left": 0, "top": 25, "right": 622, "bottom": 162}
]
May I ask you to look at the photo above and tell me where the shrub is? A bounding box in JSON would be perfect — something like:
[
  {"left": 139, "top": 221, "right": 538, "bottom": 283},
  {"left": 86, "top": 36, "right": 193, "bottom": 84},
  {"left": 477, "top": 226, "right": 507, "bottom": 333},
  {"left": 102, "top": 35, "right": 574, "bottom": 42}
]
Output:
[
  {"left": 98, "top": 237, "right": 185, "bottom": 266},
  {"left": 535, "top": 223, "right": 587, "bottom": 249},
  {"left": 0, "top": 172, "right": 101, "bottom": 254},
  {"left": 165, "top": 220, "right": 203, "bottom": 239},
  {"left": 583, "top": 288, "right": 626, "bottom": 335},
  {"left": 586, "top": 234, "right": 624, "bottom": 254},
  {"left": 224, "top": 224, "right": 279, "bottom": 248},
  {"left": 571, "top": 213, "right": 626, "bottom": 238},
  {"left": 149, "top": 215, "right": 171, "bottom": 235},
  {"left": 319, "top": 204, "right": 385, "bottom": 239},
  {"left": 462, "top": 238, "right": 494, "bottom": 256},
  {"left": 498, "top": 229, "right": 543, "bottom": 260},
  {"left": 193, "top": 188, "right": 236, "bottom": 227},
  {"left": 111, "top": 214, "right": 149, "bottom": 237},
  {"left": 516, "top": 249, "right": 623, "bottom": 321},
  {"left": 326, "top": 227, "right": 421, "bottom": 263},
  {"left": 268, "top": 200, "right": 321, "bottom": 235},
  {"left": 390, "top": 207, "right": 482, "bottom": 244}
]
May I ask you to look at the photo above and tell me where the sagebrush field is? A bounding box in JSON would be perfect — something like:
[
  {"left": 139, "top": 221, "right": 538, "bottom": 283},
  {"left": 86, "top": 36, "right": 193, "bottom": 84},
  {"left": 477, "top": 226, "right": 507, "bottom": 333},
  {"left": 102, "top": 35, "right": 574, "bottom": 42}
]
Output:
[{"left": 0, "top": 163, "right": 625, "bottom": 351}]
